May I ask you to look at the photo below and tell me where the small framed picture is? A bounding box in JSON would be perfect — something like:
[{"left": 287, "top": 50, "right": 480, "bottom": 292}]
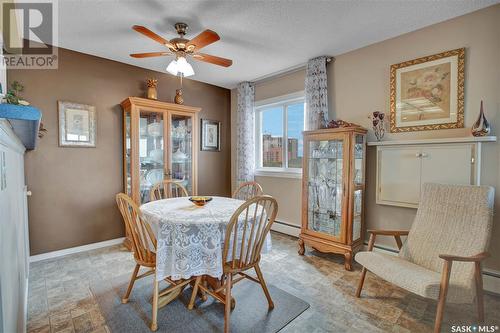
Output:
[
  {"left": 201, "top": 119, "right": 220, "bottom": 151},
  {"left": 58, "top": 101, "right": 96, "bottom": 147},
  {"left": 390, "top": 48, "right": 465, "bottom": 132}
]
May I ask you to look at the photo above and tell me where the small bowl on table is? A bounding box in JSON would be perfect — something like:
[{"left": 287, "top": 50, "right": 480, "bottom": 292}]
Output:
[{"left": 189, "top": 196, "right": 213, "bottom": 207}]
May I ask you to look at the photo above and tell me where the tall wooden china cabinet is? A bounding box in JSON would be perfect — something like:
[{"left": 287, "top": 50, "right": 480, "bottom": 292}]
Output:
[
  {"left": 298, "top": 127, "right": 367, "bottom": 270},
  {"left": 121, "top": 97, "right": 200, "bottom": 247}
]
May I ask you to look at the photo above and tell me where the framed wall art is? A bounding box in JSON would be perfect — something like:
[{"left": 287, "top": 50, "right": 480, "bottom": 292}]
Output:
[
  {"left": 200, "top": 119, "right": 220, "bottom": 151},
  {"left": 58, "top": 101, "right": 96, "bottom": 147},
  {"left": 390, "top": 48, "right": 465, "bottom": 133}
]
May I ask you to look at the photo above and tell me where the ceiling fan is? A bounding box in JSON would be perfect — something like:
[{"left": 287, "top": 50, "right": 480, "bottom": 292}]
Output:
[{"left": 130, "top": 22, "right": 232, "bottom": 77}]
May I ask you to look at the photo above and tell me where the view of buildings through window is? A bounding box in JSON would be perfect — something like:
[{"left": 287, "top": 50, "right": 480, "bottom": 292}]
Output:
[{"left": 259, "top": 101, "right": 305, "bottom": 169}]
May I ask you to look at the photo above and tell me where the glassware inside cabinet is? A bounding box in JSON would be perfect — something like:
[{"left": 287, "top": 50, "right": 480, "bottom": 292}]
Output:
[
  {"left": 354, "top": 134, "right": 365, "bottom": 186},
  {"left": 138, "top": 111, "right": 164, "bottom": 204},
  {"left": 307, "top": 139, "right": 344, "bottom": 237},
  {"left": 352, "top": 189, "right": 362, "bottom": 240},
  {"left": 170, "top": 114, "right": 193, "bottom": 194}
]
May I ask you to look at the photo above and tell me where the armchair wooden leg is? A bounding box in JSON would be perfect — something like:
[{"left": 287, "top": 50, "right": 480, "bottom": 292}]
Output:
[
  {"left": 151, "top": 275, "right": 159, "bottom": 332},
  {"left": 224, "top": 273, "right": 232, "bottom": 333},
  {"left": 355, "top": 267, "right": 367, "bottom": 298},
  {"left": 255, "top": 264, "right": 274, "bottom": 309},
  {"left": 474, "top": 261, "right": 485, "bottom": 323},
  {"left": 434, "top": 260, "right": 452, "bottom": 333},
  {"left": 188, "top": 276, "right": 202, "bottom": 310},
  {"left": 122, "top": 264, "right": 140, "bottom": 303}
]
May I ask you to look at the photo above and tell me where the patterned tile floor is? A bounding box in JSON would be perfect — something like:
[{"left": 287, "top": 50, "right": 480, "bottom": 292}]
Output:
[{"left": 27, "top": 232, "right": 500, "bottom": 333}]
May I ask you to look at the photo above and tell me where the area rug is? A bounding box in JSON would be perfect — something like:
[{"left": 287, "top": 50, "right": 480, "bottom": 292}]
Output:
[{"left": 90, "top": 274, "right": 310, "bottom": 332}]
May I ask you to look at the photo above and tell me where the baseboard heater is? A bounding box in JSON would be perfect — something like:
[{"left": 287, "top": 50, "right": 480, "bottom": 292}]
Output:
[{"left": 274, "top": 220, "right": 300, "bottom": 229}]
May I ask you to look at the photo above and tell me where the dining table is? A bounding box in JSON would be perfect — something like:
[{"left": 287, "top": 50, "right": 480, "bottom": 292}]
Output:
[{"left": 139, "top": 196, "right": 272, "bottom": 306}]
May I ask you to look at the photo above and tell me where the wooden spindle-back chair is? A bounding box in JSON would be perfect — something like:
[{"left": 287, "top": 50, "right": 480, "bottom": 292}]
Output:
[
  {"left": 232, "top": 181, "right": 263, "bottom": 201},
  {"left": 189, "top": 195, "right": 278, "bottom": 333},
  {"left": 150, "top": 179, "right": 189, "bottom": 201},
  {"left": 116, "top": 193, "right": 195, "bottom": 331}
]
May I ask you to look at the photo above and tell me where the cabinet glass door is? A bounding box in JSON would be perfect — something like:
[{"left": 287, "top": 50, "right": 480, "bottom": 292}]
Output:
[
  {"left": 124, "top": 111, "right": 131, "bottom": 196},
  {"left": 307, "top": 137, "right": 345, "bottom": 239},
  {"left": 352, "top": 134, "right": 365, "bottom": 241},
  {"left": 170, "top": 113, "right": 193, "bottom": 194},
  {"left": 138, "top": 110, "right": 164, "bottom": 203}
]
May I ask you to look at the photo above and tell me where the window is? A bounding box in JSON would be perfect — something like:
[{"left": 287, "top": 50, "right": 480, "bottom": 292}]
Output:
[{"left": 255, "top": 93, "right": 305, "bottom": 176}]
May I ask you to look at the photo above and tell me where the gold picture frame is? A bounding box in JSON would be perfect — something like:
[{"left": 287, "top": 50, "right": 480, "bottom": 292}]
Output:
[
  {"left": 390, "top": 48, "right": 465, "bottom": 133},
  {"left": 58, "top": 101, "right": 96, "bottom": 147}
]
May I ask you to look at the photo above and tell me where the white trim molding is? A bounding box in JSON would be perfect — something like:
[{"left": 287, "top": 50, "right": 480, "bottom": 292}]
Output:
[
  {"left": 29, "top": 237, "right": 125, "bottom": 262},
  {"left": 362, "top": 243, "right": 500, "bottom": 295}
]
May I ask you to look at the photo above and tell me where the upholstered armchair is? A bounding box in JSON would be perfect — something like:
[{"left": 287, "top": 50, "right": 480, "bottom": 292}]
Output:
[{"left": 355, "top": 183, "right": 494, "bottom": 333}]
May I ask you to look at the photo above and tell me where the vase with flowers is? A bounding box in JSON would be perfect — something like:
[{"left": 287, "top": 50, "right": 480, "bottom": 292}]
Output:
[{"left": 370, "top": 111, "right": 385, "bottom": 141}]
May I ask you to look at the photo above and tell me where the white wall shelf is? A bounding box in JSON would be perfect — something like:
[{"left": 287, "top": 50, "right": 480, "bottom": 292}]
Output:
[{"left": 368, "top": 136, "right": 497, "bottom": 146}]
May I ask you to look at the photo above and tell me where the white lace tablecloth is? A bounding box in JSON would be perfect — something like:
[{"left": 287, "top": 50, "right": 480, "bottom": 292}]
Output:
[{"left": 140, "top": 196, "right": 272, "bottom": 281}]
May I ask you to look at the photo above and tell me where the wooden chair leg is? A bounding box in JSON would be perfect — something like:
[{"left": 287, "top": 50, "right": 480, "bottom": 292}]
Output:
[
  {"left": 434, "top": 261, "right": 452, "bottom": 333},
  {"left": 122, "top": 264, "right": 140, "bottom": 303},
  {"left": 199, "top": 278, "right": 208, "bottom": 302},
  {"left": 355, "top": 267, "right": 367, "bottom": 298},
  {"left": 188, "top": 276, "right": 202, "bottom": 310},
  {"left": 475, "top": 261, "right": 485, "bottom": 323},
  {"left": 224, "top": 273, "right": 232, "bottom": 333},
  {"left": 151, "top": 275, "right": 159, "bottom": 332},
  {"left": 255, "top": 264, "right": 274, "bottom": 309}
]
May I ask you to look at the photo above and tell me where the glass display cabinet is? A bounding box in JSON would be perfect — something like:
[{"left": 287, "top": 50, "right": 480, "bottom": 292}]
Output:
[
  {"left": 121, "top": 97, "right": 200, "bottom": 248},
  {"left": 121, "top": 97, "right": 200, "bottom": 204},
  {"left": 121, "top": 97, "right": 201, "bottom": 245},
  {"left": 298, "top": 127, "right": 367, "bottom": 270}
]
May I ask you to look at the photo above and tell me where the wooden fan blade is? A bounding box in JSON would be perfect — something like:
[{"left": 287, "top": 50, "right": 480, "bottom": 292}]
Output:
[
  {"left": 130, "top": 52, "right": 171, "bottom": 58},
  {"left": 187, "top": 30, "right": 220, "bottom": 51},
  {"left": 132, "top": 25, "right": 175, "bottom": 49},
  {"left": 193, "top": 53, "right": 232, "bottom": 67}
]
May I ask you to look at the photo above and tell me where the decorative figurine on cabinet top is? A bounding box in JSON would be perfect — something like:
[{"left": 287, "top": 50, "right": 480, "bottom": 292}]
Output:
[{"left": 146, "top": 78, "right": 158, "bottom": 100}]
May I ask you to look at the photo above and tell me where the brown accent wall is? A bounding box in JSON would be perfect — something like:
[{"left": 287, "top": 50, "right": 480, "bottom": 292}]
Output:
[{"left": 8, "top": 47, "right": 231, "bottom": 255}]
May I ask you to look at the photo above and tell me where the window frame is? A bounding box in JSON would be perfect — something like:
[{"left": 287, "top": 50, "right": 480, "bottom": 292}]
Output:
[{"left": 254, "top": 91, "right": 305, "bottom": 179}]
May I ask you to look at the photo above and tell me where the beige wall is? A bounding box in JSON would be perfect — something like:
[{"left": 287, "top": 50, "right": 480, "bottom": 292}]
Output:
[
  {"left": 9, "top": 47, "right": 231, "bottom": 255},
  {"left": 230, "top": 70, "right": 305, "bottom": 228},
  {"left": 231, "top": 5, "right": 500, "bottom": 270}
]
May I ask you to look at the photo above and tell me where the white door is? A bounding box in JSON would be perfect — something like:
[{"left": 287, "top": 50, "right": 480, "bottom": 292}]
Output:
[
  {"left": 377, "top": 147, "right": 421, "bottom": 207},
  {"left": 421, "top": 144, "right": 473, "bottom": 186}
]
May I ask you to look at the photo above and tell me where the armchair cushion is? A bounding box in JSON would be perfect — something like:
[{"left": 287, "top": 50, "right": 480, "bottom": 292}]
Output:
[
  {"left": 355, "top": 251, "right": 474, "bottom": 303},
  {"left": 398, "top": 184, "right": 494, "bottom": 276}
]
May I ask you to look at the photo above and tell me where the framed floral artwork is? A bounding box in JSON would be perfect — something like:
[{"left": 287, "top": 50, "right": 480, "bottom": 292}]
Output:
[
  {"left": 201, "top": 119, "right": 220, "bottom": 151},
  {"left": 58, "top": 101, "right": 96, "bottom": 147},
  {"left": 390, "top": 48, "right": 465, "bottom": 132}
]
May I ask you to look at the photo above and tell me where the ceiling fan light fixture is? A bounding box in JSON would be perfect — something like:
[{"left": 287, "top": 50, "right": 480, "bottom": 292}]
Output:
[
  {"left": 166, "top": 59, "right": 179, "bottom": 75},
  {"left": 166, "top": 56, "right": 194, "bottom": 77},
  {"left": 177, "top": 56, "right": 194, "bottom": 77}
]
